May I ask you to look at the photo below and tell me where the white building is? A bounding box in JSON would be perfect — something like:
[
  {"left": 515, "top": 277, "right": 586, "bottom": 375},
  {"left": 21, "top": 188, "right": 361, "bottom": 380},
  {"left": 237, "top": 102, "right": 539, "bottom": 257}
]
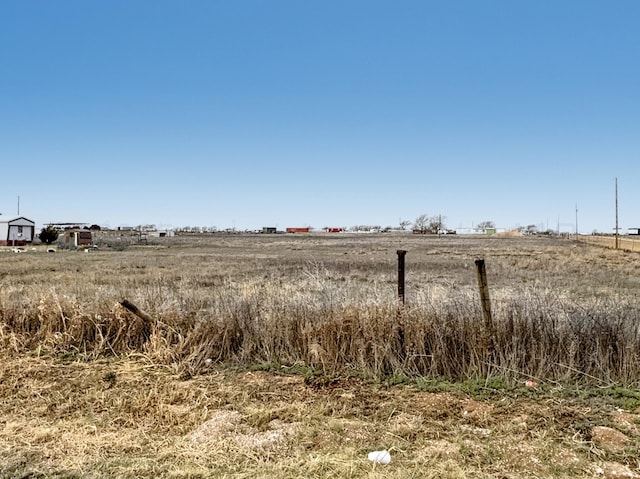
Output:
[{"left": 0, "top": 216, "right": 35, "bottom": 246}]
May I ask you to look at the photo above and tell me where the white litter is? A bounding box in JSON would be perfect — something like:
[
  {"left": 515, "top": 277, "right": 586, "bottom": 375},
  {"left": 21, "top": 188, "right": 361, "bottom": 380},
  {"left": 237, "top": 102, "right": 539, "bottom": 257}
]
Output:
[{"left": 368, "top": 450, "right": 391, "bottom": 465}]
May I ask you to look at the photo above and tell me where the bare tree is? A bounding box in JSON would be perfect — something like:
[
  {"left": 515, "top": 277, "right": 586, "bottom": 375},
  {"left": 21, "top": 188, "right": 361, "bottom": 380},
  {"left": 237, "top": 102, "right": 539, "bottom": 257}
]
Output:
[
  {"left": 413, "top": 214, "right": 429, "bottom": 234},
  {"left": 428, "top": 214, "right": 447, "bottom": 234},
  {"left": 399, "top": 219, "right": 412, "bottom": 231},
  {"left": 477, "top": 220, "right": 495, "bottom": 230}
]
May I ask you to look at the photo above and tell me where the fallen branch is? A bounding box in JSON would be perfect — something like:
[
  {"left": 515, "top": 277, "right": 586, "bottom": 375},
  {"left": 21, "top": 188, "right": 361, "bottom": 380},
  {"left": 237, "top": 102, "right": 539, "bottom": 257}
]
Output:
[{"left": 119, "top": 299, "right": 154, "bottom": 323}]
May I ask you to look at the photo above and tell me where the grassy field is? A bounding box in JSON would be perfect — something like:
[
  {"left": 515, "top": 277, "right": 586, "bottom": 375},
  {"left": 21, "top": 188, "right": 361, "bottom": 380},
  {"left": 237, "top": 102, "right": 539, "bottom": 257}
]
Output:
[{"left": 2, "top": 233, "right": 640, "bottom": 478}]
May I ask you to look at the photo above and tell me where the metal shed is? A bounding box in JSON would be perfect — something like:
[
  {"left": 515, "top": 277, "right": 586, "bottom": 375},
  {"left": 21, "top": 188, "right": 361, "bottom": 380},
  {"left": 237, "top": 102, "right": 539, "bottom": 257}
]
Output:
[{"left": 0, "top": 216, "right": 35, "bottom": 246}]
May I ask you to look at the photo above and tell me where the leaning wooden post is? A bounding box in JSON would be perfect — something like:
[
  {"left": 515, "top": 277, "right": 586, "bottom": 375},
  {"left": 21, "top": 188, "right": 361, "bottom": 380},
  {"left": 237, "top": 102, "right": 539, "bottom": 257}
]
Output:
[
  {"left": 474, "top": 259, "right": 493, "bottom": 331},
  {"left": 397, "top": 250, "right": 407, "bottom": 305},
  {"left": 120, "top": 299, "right": 154, "bottom": 323},
  {"left": 119, "top": 299, "right": 154, "bottom": 343}
]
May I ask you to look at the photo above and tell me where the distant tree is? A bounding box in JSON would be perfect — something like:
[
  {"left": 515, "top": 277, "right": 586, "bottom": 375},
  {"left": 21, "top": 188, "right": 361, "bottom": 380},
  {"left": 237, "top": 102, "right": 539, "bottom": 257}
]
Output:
[
  {"left": 525, "top": 224, "right": 538, "bottom": 235},
  {"left": 399, "top": 219, "right": 412, "bottom": 231},
  {"left": 39, "top": 225, "right": 60, "bottom": 244},
  {"left": 428, "top": 214, "right": 447, "bottom": 234},
  {"left": 89, "top": 224, "right": 101, "bottom": 231},
  {"left": 477, "top": 221, "right": 495, "bottom": 230},
  {"left": 413, "top": 214, "right": 430, "bottom": 233},
  {"left": 414, "top": 214, "right": 447, "bottom": 234}
]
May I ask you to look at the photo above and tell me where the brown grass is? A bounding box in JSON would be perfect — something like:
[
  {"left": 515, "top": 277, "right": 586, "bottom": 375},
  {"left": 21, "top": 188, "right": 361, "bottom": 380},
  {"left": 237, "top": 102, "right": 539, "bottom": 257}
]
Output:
[
  {"left": 3, "top": 234, "right": 640, "bottom": 477},
  {"left": 1, "top": 353, "right": 640, "bottom": 478},
  {"left": 2, "top": 234, "right": 640, "bottom": 384}
]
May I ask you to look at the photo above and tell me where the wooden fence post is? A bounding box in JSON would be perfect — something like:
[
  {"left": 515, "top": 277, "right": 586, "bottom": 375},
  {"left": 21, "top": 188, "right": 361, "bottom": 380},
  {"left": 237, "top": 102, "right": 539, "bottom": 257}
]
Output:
[{"left": 475, "top": 258, "right": 493, "bottom": 332}]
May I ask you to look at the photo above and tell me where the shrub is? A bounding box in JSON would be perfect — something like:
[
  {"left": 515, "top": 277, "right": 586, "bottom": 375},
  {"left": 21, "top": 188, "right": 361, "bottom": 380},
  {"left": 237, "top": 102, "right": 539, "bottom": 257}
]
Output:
[{"left": 39, "top": 225, "right": 60, "bottom": 244}]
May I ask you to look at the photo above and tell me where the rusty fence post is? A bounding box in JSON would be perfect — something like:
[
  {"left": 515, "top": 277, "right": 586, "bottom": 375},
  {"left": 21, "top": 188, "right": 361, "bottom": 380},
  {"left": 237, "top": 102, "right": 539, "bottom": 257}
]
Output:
[{"left": 397, "top": 250, "right": 407, "bottom": 304}]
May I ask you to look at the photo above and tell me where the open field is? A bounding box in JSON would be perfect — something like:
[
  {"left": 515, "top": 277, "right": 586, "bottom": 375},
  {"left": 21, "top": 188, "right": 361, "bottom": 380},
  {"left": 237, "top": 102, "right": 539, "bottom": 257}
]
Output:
[{"left": 3, "top": 234, "right": 640, "bottom": 477}]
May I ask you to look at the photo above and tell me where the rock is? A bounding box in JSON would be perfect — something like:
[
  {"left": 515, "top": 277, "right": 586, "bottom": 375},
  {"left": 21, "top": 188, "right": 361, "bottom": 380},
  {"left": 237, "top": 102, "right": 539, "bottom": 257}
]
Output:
[
  {"left": 592, "top": 426, "right": 630, "bottom": 453},
  {"left": 594, "top": 461, "right": 640, "bottom": 478}
]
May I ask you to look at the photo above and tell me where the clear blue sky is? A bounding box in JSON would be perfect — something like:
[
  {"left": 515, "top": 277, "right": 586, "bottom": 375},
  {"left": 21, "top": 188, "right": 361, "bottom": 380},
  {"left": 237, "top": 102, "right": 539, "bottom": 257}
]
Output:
[{"left": 1, "top": 1, "right": 639, "bottom": 233}]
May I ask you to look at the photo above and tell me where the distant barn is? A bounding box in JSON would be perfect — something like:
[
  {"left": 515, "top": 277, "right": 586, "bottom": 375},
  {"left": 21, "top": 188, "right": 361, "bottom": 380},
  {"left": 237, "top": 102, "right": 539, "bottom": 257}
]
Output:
[
  {"left": 0, "top": 217, "right": 35, "bottom": 246},
  {"left": 286, "top": 227, "right": 310, "bottom": 233}
]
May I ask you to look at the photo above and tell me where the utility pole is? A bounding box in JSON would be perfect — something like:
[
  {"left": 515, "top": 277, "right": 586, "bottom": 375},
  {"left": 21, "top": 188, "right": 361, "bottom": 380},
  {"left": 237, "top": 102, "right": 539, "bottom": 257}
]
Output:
[
  {"left": 575, "top": 203, "right": 578, "bottom": 237},
  {"left": 17, "top": 195, "right": 20, "bottom": 216},
  {"left": 615, "top": 178, "right": 619, "bottom": 250}
]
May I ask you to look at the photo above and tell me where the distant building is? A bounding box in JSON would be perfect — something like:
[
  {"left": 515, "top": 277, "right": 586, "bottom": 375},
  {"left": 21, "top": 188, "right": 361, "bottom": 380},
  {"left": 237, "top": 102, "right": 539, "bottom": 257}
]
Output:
[
  {"left": 62, "top": 229, "right": 93, "bottom": 247},
  {"left": 286, "top": 227, "right": 310, "bottom": 233},
  {"left": 455, "top": 227, "right": 506, "bottom": 235},
  {"left": 262, "top": 227, "right": 277, "bottom": 234},
  {"left": 147, "top": 230, "right": 175, "bottom": 238},
  {"left": 324, "top": 227, "right": 344, "bottom": 233},
  {"left": 0, "top": 217, "right": 35, "bottom": 246}
]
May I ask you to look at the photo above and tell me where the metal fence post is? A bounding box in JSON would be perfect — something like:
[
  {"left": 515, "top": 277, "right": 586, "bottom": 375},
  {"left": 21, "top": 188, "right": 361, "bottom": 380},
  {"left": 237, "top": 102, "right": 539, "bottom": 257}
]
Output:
[{"left": 397, "top": 250, "right": 407, "bottom": 304}]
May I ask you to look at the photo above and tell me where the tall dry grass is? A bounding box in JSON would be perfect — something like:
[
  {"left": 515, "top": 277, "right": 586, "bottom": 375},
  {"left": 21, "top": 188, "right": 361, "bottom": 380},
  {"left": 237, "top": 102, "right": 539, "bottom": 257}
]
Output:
[{"left": 2, "top": 235, "right": 640, "bottom": 385}]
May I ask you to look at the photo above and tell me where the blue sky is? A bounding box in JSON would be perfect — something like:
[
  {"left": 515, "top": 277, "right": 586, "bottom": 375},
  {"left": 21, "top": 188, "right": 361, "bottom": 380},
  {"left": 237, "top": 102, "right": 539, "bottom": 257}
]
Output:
[{"left": 1, "top": 1, "right": 639, "bottom": 233}]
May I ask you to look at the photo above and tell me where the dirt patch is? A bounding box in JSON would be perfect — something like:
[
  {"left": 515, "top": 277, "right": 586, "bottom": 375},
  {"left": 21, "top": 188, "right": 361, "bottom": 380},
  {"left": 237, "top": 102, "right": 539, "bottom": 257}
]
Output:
[
  {"left": 460, "top": 397, "right": 494, "bottom": 423},
  {"left": 417, "top": 439, "right": 462, "bottom": 461},
  {"left": 592, "top": 426, "right": 630, "bottom": 453},
  {"left": 612, "top": 410, "right": 640, "bottom": 437},
  {"left": 188, "top": 409, "right": 300, "bottom": 452},
  {"left": 594, "top": 461, "right": 640, "bottom": 478},
  {"left": 188, "top": 410, "right": 243, "bottom": 443}
]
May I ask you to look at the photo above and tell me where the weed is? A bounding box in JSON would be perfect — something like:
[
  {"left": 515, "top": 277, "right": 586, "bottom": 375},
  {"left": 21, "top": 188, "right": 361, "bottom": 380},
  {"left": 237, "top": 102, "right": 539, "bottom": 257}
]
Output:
[{"left": 102, "top": 371, "right": 117, "bottom": 388}]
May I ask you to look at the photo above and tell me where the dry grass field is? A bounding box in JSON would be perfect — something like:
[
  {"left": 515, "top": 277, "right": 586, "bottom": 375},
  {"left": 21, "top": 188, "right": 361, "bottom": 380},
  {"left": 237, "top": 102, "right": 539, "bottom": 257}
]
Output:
[{"left": 2, "top": 233, "right": 640, "bottom": 478}]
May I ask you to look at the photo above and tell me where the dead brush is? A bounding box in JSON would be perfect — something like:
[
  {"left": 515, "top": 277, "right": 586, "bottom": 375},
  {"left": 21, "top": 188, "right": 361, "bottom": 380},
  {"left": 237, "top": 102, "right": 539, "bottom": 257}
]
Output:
[
  {"left": 4, "top": 280, "right": 640, "bottom": 385},
  {"left": 4, "top": 236, "right": 640, "bottom": 386}
]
